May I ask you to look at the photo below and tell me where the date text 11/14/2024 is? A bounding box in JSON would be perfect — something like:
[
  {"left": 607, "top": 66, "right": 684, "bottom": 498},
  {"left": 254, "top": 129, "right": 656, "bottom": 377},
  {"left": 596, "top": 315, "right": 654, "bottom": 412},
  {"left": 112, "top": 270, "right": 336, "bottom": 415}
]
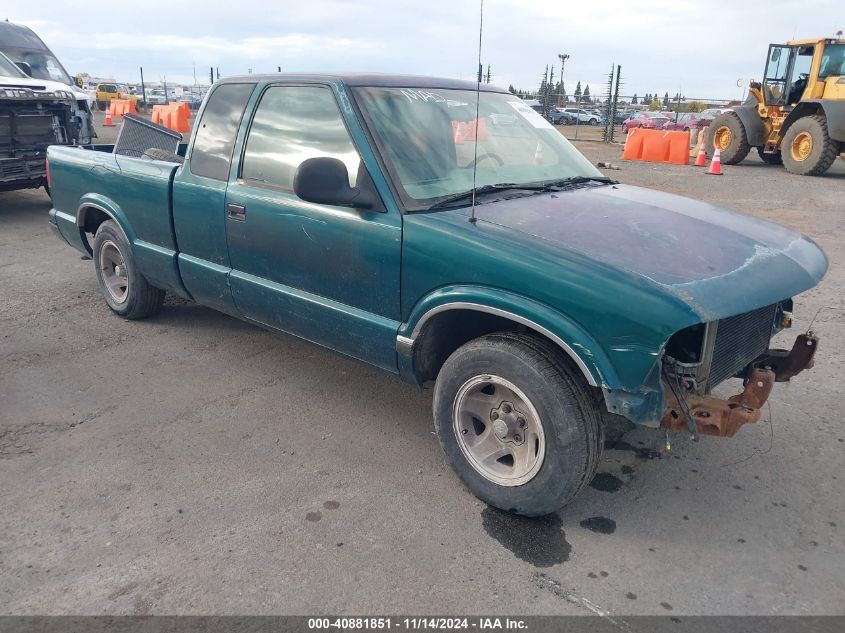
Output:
[{"left": 307, "top": 617, "right": 528, "bottom": 630}]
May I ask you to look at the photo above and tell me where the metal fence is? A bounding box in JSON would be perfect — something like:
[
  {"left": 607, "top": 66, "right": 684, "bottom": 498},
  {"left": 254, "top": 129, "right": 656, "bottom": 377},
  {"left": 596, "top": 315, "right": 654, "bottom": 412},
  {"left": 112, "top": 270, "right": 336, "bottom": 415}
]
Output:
[{"left": 521, "top": 62, "right": 739, "bottom": 144}]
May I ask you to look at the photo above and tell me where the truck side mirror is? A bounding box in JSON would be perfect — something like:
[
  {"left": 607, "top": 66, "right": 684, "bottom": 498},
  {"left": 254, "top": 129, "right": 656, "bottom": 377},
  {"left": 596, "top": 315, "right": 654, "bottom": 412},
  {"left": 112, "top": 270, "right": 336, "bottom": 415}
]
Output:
[
  {"left": 15, "top": 61, "right": 33, "bottom": 77},
  {"left": 293, "top": 157, "right": 374, "bottom": 210}
]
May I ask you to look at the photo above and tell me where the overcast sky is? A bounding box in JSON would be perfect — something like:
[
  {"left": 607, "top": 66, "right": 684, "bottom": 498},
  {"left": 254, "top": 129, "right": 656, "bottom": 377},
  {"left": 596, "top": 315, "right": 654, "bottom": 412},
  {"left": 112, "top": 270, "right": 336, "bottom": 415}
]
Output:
[{"left": 8, "top": 0, "right": 843, "bottom": 99}]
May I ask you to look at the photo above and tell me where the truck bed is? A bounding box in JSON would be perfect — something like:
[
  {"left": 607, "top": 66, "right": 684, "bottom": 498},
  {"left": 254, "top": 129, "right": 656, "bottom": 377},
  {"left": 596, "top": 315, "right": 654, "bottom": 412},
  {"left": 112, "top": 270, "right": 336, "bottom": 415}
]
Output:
[{"left": 47, "top": 144, "right": 190, "bottom": 298}]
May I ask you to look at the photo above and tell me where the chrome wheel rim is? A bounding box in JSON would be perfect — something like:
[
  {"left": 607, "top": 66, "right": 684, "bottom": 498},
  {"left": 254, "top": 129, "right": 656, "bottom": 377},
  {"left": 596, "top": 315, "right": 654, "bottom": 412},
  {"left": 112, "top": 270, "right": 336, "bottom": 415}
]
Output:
[
  {"left": 99, "top": 240, "right": 128, "bottom": 303},
  {"left": 453, "top": 375, "right": 545, "bottom": 486}
]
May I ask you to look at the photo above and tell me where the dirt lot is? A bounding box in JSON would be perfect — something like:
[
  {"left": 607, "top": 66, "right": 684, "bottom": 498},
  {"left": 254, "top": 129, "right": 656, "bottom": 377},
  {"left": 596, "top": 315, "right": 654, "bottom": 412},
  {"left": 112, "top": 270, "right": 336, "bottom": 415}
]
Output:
[{"left": 1, "top": 112, "right": 843, "bottom": 616}]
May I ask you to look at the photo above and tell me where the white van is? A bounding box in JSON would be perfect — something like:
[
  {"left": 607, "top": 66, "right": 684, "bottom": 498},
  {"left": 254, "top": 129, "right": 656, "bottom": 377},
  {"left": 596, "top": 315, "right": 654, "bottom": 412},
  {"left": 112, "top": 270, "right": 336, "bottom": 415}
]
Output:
[{"left": 0, "top": 20, "right": 95, "bottom": 144}]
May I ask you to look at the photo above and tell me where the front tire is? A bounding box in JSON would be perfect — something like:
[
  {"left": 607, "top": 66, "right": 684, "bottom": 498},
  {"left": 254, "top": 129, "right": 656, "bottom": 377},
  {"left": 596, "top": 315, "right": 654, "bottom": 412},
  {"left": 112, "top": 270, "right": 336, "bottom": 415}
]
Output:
[
  {"left": 781, "top": 115, "right": 839, "bottom": 176},
  {"left": 93, "top": 221, "right": 165, "bottom": 319},
  {"left": 433, "top": 333, "right": 603, "bottom": 517},
  {"left": 706, "top": 111, "right": 751, "bottom": 164}
]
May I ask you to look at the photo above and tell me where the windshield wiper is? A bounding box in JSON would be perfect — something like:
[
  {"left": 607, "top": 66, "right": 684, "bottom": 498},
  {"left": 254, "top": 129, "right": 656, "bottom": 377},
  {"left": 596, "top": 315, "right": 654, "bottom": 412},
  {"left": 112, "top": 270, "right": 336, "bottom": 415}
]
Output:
[
  {"left": 426, "top": 183, "right": 555, "bottom": 211},
  {"left": 541, "top": 175, "right": 617, "bottom": 187},
  {"left": 424, "top": 176, "right": 616, "bottom": 211}
]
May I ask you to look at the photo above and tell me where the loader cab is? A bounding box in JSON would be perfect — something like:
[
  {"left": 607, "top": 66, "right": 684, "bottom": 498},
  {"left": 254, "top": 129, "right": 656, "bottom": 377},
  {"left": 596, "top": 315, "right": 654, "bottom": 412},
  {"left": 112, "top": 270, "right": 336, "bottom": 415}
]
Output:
[
  {"left": 762, "top": 44, "right": 813, "bottom": 107},
  {"left": 763, "top": 39, "right": 845, "bottom": 107}
]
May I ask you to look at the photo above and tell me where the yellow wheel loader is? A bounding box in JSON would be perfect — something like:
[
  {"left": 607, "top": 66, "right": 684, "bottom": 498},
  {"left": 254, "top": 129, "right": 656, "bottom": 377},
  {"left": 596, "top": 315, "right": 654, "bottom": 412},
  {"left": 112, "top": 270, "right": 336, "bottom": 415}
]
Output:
[{"left": 705, "top": 37, "right": 845, "bottom": 176}]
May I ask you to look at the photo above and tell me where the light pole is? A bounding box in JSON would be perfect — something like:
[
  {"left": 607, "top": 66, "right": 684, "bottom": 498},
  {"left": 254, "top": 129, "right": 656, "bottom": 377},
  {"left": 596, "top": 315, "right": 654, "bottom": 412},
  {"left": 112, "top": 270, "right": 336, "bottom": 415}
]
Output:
[{"left": 558, "top": 53, "right": 569, "bottom": 105}]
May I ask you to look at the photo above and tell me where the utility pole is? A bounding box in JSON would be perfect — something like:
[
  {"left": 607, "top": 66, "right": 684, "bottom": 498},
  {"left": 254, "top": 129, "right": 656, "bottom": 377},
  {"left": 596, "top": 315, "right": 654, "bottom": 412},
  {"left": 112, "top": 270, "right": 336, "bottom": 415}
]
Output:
[
  {"left": 485, "top": 64, "right": 491, "bottom": 84},
  {"left": 210, "top": 66, "right": 214, "bottom": 85},
  {"left": 558, "top": 53, "right": 569, "bottom": 105},
  {"left": 139, "top": 66, "right": 147, "bottom": 107}
]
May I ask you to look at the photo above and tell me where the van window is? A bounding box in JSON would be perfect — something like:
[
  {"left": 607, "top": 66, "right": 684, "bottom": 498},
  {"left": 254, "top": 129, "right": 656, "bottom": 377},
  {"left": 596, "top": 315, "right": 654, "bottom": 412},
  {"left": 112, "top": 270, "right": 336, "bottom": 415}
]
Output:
[{"left": 190, "top": 83, "right": 255, "bottom": 181}]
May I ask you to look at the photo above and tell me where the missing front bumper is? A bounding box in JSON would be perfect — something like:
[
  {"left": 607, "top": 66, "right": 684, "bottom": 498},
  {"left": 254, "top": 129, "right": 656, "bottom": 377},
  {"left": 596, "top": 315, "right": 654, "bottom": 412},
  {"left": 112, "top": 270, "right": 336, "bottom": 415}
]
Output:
[{"left": 661, "top": 333, "right": 818, "bottom": 438}]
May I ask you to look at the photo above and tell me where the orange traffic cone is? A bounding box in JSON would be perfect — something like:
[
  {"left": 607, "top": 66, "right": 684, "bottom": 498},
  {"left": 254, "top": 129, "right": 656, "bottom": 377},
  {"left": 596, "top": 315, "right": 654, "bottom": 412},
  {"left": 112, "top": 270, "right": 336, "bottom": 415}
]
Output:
[
  {"left": 706, "top": 147, "right": 722, "bottom": 175},
  {"left": 533, "top": 143, "right": 544, "bottom": 165},
  {"left": 103, "top": 111, "right": 114, "bottom": 127},
  {"left": 694, "top": 138, "right": 707, "bottom": 167}
]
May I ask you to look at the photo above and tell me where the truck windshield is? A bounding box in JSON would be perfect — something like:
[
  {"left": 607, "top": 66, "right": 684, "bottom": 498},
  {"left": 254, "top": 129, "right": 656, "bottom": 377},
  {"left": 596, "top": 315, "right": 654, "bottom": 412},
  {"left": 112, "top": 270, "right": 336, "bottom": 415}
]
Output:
[
  {"left": 353, "top": 87, "right": 602, "bottom": 211},
  {"left": 1, "top": 46, "right": 73, "bottom": 86},
  {"left": 0, "top": 51, "right": 27, "bottom": 78}
]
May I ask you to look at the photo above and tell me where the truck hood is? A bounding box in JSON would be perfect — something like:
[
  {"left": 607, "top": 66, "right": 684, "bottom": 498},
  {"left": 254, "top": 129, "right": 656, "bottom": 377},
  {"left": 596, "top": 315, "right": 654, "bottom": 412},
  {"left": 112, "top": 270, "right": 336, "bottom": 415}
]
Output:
[
  {"left": 0, "top": 73, "right": 76, "bottom": 98},
  {"left": 468, "top": 183, "right": 827, "bottom": 321}
]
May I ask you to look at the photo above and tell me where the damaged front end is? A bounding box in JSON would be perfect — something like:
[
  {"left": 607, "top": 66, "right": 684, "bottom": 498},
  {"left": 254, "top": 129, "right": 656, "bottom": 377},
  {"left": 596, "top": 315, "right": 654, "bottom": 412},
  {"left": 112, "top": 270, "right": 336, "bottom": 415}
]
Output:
[
  {"left": 0, "top": 84, "right": 80, "bottom": 192},
  {"left": 659, "top": 301, "right": 817, "bottom": 438}
]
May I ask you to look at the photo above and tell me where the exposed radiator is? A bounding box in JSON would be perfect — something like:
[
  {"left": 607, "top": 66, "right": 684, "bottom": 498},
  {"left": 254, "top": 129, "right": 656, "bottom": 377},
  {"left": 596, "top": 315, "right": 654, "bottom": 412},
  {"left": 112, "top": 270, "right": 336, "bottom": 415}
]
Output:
[
  {"left": 113, "top": 113, "right": 181, "bottom": 158},
  {"left": 709, "top": 304, "right": 778, "bottom": 388}
]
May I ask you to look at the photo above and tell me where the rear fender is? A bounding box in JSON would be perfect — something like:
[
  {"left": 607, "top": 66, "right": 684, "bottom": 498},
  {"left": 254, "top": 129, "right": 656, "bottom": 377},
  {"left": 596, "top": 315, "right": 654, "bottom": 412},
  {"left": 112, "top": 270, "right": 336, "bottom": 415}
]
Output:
[{"left": 76, "top": 194, "right": 136, "bottom": 253}]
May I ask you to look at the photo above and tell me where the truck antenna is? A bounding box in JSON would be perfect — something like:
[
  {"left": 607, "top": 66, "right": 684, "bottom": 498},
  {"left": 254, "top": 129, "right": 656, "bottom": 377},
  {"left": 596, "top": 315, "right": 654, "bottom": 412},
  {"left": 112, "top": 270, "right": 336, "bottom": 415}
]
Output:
[{"left": 469, "top": 0, "right": 484, "bottom": 224}]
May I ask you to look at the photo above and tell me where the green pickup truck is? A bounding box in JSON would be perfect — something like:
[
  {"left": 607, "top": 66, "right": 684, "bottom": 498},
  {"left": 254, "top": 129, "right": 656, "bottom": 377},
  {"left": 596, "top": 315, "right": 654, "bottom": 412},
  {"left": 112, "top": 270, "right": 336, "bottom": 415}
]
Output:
[{"left": 47, "top": 74, "right": 826, "bottom": 516}]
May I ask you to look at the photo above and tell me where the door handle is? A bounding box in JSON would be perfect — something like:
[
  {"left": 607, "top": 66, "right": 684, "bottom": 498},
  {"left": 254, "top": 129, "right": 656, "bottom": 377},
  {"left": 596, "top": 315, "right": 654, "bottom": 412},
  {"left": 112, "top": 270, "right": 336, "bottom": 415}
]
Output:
[{"left": 227, "top": 203, "right": 246, "bottom": 221}]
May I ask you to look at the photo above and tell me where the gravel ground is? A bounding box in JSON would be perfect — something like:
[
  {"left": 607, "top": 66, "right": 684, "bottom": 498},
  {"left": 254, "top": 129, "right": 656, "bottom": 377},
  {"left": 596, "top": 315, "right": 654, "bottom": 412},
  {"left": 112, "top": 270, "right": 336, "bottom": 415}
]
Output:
[{"left": 1, "top": 113, "right": 843, "bottom": 616}]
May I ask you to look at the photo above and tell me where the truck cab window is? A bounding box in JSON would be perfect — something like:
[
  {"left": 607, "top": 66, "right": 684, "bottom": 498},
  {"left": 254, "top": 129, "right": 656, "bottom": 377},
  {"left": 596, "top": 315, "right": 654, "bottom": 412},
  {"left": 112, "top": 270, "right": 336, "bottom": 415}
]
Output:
[
  {"left": 190, "top": 83, "right": 254, "bottom": 181},
  {"left": 241, "top": 85, "right": 361, "bottom": 190}
]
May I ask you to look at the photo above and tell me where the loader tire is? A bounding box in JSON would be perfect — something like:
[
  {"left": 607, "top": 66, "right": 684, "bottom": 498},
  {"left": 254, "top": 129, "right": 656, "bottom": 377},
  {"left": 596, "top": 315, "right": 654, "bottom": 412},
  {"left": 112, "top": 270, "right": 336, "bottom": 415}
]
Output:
[
  {"left": 781, "top": 115, "right": 839, "bottom": 176},
  {"left": 706, "top": 112, "right": 751, "bottom": 164}
]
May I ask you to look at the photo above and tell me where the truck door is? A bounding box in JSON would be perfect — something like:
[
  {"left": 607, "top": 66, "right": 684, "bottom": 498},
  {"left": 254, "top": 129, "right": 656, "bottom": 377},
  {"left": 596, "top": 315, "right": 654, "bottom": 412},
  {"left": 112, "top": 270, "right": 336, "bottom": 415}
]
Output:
[
  {"left": 223, "top": 83, "right": 402, "bottom": 372},
  {"left": 171, "top": 82, "right": 255, "bottom": 316}
]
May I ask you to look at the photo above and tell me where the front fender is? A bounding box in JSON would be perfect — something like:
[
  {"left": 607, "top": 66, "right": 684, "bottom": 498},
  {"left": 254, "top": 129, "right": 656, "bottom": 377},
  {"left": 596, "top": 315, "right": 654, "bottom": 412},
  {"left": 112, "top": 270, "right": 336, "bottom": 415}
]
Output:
[
  {"left": 782, "top": 100, "right": 845, "bottom": 142},
  {"left": 729, "top": 104, "right": 766, "bottom": 147},
  {"left": 398, "top": 284, "right": 623, "bottom": 389}
]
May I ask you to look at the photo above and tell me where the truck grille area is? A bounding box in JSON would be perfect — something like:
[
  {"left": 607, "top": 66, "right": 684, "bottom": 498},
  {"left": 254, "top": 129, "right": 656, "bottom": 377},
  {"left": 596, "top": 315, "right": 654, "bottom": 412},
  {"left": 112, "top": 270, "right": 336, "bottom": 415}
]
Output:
[
  {"left": 709, "top": 304, "right": 778, "bottom": 388},
  {"left": 0, "top": 100, "right": 77, "bottom": 185}
]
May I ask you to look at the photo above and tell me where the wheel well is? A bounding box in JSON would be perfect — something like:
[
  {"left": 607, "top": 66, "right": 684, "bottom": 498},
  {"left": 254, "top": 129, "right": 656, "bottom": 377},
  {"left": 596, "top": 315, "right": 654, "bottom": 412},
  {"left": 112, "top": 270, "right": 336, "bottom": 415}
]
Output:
[
  {"left": 411, "top": 309, "right": 592, "bottom": 387},
  {"left": 780, "top": 103, "right": 825, "bottom": 140},
  {"left": 78, "top": 207, "right": 111, "bottom": 254}
]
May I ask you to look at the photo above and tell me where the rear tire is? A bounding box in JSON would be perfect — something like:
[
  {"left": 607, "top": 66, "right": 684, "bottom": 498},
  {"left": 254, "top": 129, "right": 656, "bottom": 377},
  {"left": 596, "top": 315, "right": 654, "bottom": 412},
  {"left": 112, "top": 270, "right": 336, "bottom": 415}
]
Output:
[
  {"left": 433, "top": 333, "right": 603, "bottom": 517},
  {"left": 781, "top": 115, "right": 839, "bottom": 176},
  {"left": 93, "top": 221, "right": 164, "bottom": 320},
  {"left": 757, "top": 147, "right": 783, "bottom": 165},
  {"left": 706, "top": 112, "right": 751, "bottom": 164}
]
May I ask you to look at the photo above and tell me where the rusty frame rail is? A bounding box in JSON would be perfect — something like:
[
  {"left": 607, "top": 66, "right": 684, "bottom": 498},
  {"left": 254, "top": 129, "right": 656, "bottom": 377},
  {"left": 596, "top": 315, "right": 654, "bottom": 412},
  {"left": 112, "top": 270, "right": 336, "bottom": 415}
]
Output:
[{"left": 661, "top": 333, "right": 818, "bottom": 438}]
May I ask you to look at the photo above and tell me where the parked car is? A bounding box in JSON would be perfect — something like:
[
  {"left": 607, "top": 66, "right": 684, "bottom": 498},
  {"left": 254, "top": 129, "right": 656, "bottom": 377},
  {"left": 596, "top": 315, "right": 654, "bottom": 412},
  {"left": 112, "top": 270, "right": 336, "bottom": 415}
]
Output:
[
  {"left": 144, "top": 89, "right": 168, "bottom": 106},
  {"left": 47, "top": 74, "right": 826, "bottom": 517},
  {"left": 662, "top": 112, "right": 716, "bottom": 132},
  {"left": 612, "top": 109, "right": 630, "bottom": 124},
  {"left": 529, "top": 104, "right": 572, "bottom": 124},
  {"left": 550, "top": 108, "right": 575, "bottom": 124},
  {"left": 700, "top": 108, "right": 729, "bottom": 118},
  {"left": 563, "top": 108, "right": 601, "bottom": 125},
  {"left": 179, "top": 93, "right": 203, "bottom": 110},
  {"left": 94, "top": 83, "right": 139, "bottom": 111},
  {"left": 622, "top": 111, "right": 670, "bottom": 131}
]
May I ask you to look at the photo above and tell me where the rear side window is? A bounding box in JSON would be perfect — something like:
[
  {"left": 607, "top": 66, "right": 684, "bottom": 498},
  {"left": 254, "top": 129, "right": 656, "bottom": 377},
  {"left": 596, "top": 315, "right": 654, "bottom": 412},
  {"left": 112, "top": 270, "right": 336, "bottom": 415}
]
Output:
[{"left": 190, "top": 83, "right": 255, "bottom": 181}]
